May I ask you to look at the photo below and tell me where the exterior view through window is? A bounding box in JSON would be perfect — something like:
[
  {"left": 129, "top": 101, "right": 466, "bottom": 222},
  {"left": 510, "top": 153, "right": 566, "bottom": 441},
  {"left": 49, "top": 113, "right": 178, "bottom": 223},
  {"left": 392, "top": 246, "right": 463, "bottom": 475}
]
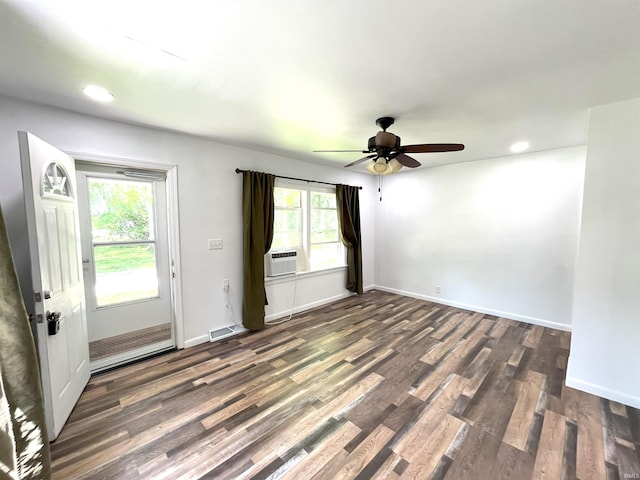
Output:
[
  {"left": 273, "top": 188, "right": 302, "bottom": 249},
  {"left": 272, "top": 185, "right": 342, "bottom": 270},
  {"left": 309, "top": 191, "right": 341, "bottom": 269},
  {"left": 88, "top": 177, "right": 159, "bottom": 306}
]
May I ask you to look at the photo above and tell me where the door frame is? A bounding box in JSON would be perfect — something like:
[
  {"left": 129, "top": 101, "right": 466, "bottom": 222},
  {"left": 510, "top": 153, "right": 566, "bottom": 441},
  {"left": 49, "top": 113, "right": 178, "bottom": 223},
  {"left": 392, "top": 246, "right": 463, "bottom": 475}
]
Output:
[{"left": 68, "top": 151, "right": 185, "bottom": 350}]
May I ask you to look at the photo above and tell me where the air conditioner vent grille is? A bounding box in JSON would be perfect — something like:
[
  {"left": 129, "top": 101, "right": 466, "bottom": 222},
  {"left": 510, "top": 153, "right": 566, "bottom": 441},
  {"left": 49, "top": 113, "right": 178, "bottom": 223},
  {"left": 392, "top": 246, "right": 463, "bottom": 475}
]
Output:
[{"left": 266, "top": 250, "right": 297, "bottom": 276}]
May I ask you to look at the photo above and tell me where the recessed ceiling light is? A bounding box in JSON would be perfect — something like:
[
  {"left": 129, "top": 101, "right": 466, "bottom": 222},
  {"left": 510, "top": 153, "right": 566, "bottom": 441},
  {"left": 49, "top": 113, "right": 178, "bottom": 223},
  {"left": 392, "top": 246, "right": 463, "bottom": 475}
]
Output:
[
  {"left": 510, "top": 141, "right": 529, "bottom": 153},
  {"left": 83, "top": 85, "right": 114, "bottom": 103}
]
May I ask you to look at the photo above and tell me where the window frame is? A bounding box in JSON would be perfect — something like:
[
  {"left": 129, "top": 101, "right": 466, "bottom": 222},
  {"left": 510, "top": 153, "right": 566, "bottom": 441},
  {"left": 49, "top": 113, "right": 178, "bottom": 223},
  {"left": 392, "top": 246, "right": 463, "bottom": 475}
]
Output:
[
  {"left": 271, "top": 181, "right": 345, "bottom": 272},
  {"left": 86, "top": 174, "right": 161, "bottom": 308}
]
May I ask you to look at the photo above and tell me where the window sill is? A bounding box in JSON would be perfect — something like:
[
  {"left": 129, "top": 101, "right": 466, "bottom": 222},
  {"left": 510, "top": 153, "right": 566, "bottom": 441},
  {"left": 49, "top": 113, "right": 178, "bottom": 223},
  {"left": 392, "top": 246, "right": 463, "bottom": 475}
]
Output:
[{"left": 265, "top": 265, "right": 347, "bottom": 285}]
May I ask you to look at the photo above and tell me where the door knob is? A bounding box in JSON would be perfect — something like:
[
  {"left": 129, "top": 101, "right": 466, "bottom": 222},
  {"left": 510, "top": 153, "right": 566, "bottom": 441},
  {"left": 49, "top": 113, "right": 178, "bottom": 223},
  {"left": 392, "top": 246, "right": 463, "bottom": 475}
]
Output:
[
  {"left": 46, "top": 311, "right": 61, "bottom": 335},
  {"left": 43, "top": 290, "right": 51, "bottom": 299}
]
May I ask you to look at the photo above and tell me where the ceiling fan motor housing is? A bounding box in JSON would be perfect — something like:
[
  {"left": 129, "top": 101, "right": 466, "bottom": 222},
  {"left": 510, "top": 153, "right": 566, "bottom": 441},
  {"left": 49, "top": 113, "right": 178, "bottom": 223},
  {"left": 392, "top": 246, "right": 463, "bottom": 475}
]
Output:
[{"left": 369, "top": 132, "right": 400, "bottom": 151}]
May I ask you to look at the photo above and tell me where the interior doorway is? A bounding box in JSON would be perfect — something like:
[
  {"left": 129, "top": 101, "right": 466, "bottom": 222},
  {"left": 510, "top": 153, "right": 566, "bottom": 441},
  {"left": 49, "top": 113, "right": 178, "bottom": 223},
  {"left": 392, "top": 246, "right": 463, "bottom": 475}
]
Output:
[{"left": 76, "top": 161, "right": 178, "bottom": 371}]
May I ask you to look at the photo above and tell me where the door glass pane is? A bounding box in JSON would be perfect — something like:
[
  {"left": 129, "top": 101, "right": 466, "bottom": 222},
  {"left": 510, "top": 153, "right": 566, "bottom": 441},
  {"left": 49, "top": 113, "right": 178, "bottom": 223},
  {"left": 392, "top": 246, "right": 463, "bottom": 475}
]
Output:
[
  {"left": 94, "top": 244, "right": 158, "bottom": 306},
  {"left": 88, "top": 178, "right": 154, "bottom": 242}
]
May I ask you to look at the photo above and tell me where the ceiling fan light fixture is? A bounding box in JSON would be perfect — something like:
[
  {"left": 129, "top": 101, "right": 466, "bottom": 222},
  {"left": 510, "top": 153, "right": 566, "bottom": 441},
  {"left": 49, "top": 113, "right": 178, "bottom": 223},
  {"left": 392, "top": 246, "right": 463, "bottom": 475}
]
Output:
[
  {"left": 383, "top": 158, "right": 403, "bottom": 175},
  {"left": 366, "top": 157, "right": 388, "bottom": 175},
  {"left": 373, "top": 156, "right": 388, "bottom": 173}
]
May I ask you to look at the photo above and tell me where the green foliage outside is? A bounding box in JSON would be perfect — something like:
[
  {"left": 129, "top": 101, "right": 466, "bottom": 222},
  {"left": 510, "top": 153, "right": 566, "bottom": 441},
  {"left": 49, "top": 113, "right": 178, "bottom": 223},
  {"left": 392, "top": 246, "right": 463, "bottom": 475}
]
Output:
[
  {"left": 311, "top": 209, "right": 338, "bottom": 243},
  {"left": 94, "top": 244, "right": 158, "bottom": 306},
  {"left": 310, "top": 192, "right": 338, "bottom": 243},
  {"left": 88, "top": 178, "right": 160, "bottom": 306},
  {"left": 272, "top": 188, "right": 339, "bottom": 249},
  {"left": 274, "top": 188, "right": 300, "bottom": 208},
  {"left": 311, "top": 192, "right": 336, "bottom": 208},
  {"left": 94, "top": 244, "right": 156, "bottom": 273},
  {"left": 89, "top": 179, "right": 153, "bottom": 242},
  {"left": 273, "top": 188, "right": 301, "bottom": 248}
]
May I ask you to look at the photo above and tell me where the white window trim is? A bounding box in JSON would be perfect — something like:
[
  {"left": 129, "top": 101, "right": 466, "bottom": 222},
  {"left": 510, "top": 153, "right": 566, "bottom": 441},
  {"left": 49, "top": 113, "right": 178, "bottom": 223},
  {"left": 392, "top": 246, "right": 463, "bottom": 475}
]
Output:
[{"left": 265, "top": 264, "right": 348, "bottom": 285}]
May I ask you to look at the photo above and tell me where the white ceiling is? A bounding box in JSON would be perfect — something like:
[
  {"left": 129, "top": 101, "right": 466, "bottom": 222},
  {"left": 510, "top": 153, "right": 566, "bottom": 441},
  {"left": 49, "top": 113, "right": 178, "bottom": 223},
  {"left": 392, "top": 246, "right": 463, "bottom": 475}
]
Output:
[{"left": 1, "top": 1, "right": 640, "bottom": 171}]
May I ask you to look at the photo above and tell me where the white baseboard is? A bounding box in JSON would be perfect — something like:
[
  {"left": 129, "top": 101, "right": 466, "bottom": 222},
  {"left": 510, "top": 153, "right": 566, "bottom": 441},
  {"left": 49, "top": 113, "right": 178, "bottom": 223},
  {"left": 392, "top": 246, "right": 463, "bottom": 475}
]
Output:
[
  {"left": 265, "top": 291, "right": 355, "bottom": 322},
  {"left": 185, "top": 324, "right": 249, "bottom": 348},
  {"left": 184, "top": 292, "right": 355, "bottom": 347},
  {"left": 184, "top": 334, "right": 210, "bottom": 348},
  {"left": 565, "top": 375, "right": 640, "bottom": 408},
  {"left": 370, "top": 285, "right": 572, "bottom": 332}
]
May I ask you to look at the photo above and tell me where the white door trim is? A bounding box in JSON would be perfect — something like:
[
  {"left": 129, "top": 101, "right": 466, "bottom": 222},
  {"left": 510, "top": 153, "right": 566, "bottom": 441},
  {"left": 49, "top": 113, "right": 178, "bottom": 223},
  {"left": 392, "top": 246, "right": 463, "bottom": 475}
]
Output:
[{"left": 67, "top": 152, "right": 185, "bottom": 349}]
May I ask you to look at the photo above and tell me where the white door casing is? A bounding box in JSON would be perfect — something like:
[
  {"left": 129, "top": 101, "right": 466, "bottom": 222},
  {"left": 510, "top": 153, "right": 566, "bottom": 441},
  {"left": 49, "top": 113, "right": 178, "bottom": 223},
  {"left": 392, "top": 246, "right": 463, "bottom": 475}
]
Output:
[
  {"left": 19, "top": 132, "right": 90, "bottom": 441},
  {"left": 76, "top": 164, "right": 174, "bottom": 369}
]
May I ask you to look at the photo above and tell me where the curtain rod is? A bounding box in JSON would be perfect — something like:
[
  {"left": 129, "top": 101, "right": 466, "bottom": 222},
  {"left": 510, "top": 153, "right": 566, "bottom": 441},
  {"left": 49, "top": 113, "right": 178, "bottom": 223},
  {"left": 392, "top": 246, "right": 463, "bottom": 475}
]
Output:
[{"left": 235, "top": 168, "right": 362, "bottom": 190}]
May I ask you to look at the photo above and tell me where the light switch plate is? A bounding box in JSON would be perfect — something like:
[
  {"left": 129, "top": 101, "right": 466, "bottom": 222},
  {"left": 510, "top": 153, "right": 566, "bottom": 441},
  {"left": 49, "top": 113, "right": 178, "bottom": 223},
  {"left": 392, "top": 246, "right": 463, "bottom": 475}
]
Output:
[{"left": 208, "top": 238, "right": 223, "bottom": 250}]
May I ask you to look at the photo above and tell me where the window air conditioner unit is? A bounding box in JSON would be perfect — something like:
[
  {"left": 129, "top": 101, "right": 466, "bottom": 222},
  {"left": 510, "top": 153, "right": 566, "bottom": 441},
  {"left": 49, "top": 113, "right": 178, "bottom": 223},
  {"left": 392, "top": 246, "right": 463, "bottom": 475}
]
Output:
[{"left": 266, "top": 250, "right": 297, "bottom": 277}]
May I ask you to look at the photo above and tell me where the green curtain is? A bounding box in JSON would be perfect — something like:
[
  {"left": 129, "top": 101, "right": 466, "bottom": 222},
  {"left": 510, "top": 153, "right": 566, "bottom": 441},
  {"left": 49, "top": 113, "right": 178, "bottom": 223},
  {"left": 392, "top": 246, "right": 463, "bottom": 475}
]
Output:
[
  {"left": 241, "top": 171, "right": 275, "bottom": 330},
  {"left": 0, "top": 206, "right": 50, "bottom": 479},
  {"left": 336, "top": 185, "right": 363, "bottom": 295}
]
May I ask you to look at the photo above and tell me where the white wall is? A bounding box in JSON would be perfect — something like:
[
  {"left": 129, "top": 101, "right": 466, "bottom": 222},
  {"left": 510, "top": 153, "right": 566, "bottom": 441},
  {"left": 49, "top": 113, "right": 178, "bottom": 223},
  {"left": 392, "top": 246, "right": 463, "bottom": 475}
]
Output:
[
  {"left": 0, "top": 95, "right": 376, "bottom": 347},
  {"left": 264, "top": 267, "right": 351, "bottom": 321},
  {"left": 567, "top": 97, "right": 640, "bottom": 408},
  {"left": 374, "top": 146, "right": 586, "bottom": 329}
]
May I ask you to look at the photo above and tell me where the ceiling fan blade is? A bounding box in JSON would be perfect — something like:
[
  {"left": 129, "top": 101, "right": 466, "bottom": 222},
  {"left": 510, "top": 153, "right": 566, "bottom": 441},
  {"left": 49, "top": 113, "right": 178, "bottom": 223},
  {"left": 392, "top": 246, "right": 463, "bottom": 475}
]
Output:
[
  {"left": 403, "top": 143, "right": 465, "bottom": 153},
  {"left": 344, "top": 154, "right": 376, "bottom": 168},
  {"left": 395, "top": 153, "right": 421, "bottom": 168},
  {"left": 313, "top": 149, "right": 368, "bottom": 153}
]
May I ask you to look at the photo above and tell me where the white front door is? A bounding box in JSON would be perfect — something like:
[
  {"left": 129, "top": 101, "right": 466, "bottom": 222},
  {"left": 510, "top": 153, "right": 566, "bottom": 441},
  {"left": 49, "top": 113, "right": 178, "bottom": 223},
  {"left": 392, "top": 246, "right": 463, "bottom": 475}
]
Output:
[
  {"left": 76, "top": 163, "right": 175, "bottom": 370},
  {"left": 18, "top": 132, "right": 90, "bottom": 441}
]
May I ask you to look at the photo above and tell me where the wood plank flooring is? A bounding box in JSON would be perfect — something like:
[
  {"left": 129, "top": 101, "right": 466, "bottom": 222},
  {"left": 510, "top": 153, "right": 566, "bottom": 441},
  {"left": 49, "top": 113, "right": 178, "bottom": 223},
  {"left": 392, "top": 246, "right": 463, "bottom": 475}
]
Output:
[{"left": 51, "top": 290, "right": 640, "bottom": 479}]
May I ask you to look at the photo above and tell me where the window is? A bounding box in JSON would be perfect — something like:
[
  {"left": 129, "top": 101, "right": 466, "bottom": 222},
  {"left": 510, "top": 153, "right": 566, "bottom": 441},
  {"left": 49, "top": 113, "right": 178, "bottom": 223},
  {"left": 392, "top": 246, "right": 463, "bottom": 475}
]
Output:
[
  {"left": 88, "top": 177, "right": 160, "bottom": 306},
  {"left": 272, "top": 188, "right": 302, "bottom": 249},
  {"left": 271, "top": 183, "right": 344, "bottom": 271},
  {"left": 42, "top": 162, "right": 72, "bottom": 198}
]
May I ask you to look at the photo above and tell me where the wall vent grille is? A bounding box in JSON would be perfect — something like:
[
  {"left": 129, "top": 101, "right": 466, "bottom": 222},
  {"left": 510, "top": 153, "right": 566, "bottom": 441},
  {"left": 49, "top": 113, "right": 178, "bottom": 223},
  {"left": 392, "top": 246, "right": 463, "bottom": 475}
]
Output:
[{"left": 208, "top": 326, "right": 238, "bottom": 342}]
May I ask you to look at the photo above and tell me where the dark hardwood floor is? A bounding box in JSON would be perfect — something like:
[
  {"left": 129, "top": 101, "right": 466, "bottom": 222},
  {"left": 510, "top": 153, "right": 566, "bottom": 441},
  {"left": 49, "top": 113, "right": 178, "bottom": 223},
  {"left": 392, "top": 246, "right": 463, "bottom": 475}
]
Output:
[{"left": 51, "top": 290, "right": 640, "bottom": 479}]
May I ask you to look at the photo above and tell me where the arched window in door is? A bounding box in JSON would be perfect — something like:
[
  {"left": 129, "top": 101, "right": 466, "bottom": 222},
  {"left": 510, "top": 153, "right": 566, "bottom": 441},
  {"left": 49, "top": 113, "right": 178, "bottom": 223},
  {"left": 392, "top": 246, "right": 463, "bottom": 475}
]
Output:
[{"left": 42, "top": 162, "right": 73, "bottom": 198}]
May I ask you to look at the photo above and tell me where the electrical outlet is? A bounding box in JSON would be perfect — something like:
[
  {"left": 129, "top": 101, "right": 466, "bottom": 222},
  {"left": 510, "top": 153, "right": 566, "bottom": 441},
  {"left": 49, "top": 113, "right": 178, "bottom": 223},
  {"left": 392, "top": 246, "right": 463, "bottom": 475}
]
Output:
[
  {"left": 223, "top": 278, "right": 229, "bottom": 292},
  {"left": 435, "top": 285, "right": 442, "bottom": 295},
  {"left": 208, "top": 238, "right": 223, "bottom": 250}
]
